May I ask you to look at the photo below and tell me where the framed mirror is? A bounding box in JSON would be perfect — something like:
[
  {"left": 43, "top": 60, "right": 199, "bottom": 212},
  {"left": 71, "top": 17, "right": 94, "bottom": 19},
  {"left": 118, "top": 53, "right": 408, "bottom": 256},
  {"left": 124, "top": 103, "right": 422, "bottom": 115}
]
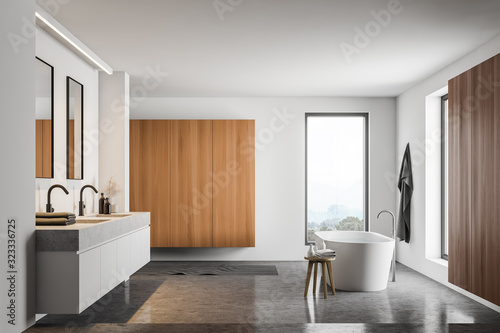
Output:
[
  {"left": 67, "top": 76, "right": 84, "bottom": 180},
  {"left": 35, "top": 57, "right": 54, "bottom": 178}
]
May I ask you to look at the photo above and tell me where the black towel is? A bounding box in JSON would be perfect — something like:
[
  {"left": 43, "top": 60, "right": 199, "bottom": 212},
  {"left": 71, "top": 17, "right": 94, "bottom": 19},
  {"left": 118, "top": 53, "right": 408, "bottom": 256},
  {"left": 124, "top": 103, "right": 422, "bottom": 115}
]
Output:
[{"left": 397, "top": 143, "right": 413, "bottom": 243}]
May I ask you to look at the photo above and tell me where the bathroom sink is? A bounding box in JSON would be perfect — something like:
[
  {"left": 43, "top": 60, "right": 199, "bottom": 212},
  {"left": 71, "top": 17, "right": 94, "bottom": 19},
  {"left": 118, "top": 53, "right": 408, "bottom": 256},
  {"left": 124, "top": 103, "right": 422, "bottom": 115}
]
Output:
[
  {"left": 96, "top": 213, "right": 132, "bottom": 218},
  {"left": 76, "top": 218, "right": 111, "bottom": 224}
]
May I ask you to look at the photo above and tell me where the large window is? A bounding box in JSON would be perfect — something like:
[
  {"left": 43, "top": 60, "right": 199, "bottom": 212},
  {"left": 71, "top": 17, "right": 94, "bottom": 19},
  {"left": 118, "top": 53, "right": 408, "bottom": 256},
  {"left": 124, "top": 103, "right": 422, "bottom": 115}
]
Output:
[
  {"left": 306, "top": 113, "right": 368, "bottom": 243},
  {"left": 441, "top": 95, "right": 449, "bottom": 260}
]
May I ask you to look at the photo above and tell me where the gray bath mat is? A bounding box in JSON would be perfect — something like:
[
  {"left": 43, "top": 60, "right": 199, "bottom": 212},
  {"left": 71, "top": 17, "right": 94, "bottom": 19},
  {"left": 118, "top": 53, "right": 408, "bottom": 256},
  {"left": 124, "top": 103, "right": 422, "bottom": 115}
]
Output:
[{"left": 135, "top": 262, "right": 278, "bottom": 276}]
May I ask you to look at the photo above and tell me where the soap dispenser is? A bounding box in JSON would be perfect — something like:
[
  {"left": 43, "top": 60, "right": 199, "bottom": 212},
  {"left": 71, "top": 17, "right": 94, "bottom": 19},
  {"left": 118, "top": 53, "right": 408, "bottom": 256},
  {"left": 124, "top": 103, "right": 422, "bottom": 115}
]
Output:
[
  {"left": 104, "top": 198, "right": 111, "bottom": 215},
  {"left": 99, "top": 193, "right": 105, "bottom": 214}
]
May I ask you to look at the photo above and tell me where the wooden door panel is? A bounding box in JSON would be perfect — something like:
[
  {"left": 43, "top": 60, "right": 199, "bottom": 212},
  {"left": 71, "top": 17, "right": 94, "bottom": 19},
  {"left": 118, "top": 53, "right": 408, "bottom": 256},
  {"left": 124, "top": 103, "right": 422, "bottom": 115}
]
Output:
[
  {"left": 213, "top": 120, "right": 255, "bottom": 247},
  {"left": 170, "top": 120, "right": 213, "bottom": 247},
  {"left": 130, "top": 120, "right": 171, "bottom": 247}
]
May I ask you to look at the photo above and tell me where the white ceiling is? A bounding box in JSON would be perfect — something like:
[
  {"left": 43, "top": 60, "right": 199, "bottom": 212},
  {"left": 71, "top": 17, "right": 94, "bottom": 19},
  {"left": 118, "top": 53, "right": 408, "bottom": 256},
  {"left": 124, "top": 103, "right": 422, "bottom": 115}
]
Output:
[{"left": 39, "top": 0, "right": 500, "bottom": 97}]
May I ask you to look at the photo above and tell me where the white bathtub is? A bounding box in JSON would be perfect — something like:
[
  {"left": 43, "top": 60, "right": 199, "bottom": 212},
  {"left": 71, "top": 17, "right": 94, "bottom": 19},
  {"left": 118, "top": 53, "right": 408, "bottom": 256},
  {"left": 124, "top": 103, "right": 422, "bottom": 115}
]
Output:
[{"left": 314, "top": 231, "right": 394, "bottom": 292}]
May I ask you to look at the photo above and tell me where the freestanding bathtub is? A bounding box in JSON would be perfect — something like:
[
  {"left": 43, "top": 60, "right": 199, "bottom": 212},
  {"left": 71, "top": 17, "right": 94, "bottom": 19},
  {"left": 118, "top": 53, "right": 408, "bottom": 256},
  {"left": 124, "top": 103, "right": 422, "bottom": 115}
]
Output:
[{"left": 314, "top": 231, "right": 394, "bottom": 291}]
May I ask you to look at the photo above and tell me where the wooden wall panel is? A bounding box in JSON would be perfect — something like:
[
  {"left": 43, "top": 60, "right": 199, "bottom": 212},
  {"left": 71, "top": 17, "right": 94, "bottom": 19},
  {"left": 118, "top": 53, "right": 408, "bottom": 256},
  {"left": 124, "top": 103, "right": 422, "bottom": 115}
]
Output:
[
  {"left": 494, "top": 54, "right": 500, "bottom": 306},
  {"left": 170, "top": 120, "right": 213, "bottom": 247},
  {"left": 213, "top": 120, "right": 255, "bottom": 247},
  {"left": 471, "top": 57, "right": 497, "bottom": 303},
  {"left": 130, "top": 120, "right": 171, "bottom": 247},
  {"left": 449, "top": 53, "right": 500, "bottom": 306},
  {"left": 448, "top": 71, "right": 472, "bottom": 291},
  {"left": 68, "top": 119, "right": 74, "bottom": 180},
  {"left": 42, "top": 120, "right": 52, "bottom": 178},
  {"left": 36, "top": 120, "right": 43, "bottom": 178},
  {"left": 36, "top": 120, "right": 52, "bottom": 178}
]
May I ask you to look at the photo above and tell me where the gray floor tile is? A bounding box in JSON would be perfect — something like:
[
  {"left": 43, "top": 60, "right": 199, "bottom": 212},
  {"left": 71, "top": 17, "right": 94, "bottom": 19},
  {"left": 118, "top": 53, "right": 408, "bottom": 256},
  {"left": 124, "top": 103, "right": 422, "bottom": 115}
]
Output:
[{"left": 28, "top": 262, "right": 500, "bottom": 332}]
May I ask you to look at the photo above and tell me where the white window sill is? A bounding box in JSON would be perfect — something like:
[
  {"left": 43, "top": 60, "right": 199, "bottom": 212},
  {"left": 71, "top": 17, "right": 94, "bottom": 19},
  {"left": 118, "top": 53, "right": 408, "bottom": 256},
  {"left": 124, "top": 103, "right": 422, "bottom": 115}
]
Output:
[{"left": 428, "top": 257, "right": 448, "bottom": 267}]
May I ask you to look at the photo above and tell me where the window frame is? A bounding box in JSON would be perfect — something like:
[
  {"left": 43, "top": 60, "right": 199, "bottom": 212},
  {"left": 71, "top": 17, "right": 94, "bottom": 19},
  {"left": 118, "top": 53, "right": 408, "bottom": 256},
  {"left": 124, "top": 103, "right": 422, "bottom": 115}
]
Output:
[
  {"left": 305, "top": 112, "right": 370, "bottom": 245},
  {"left": 441, "top": 94, "right": 449, "bottom": 260}
]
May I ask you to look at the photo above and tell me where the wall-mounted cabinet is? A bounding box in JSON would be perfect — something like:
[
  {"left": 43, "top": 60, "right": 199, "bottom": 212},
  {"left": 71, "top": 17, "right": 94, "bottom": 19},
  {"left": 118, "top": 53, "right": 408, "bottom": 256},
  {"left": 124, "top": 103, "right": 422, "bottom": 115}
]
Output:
[
  {"left": 36, "top": 226, "right": 150, "bottom": 314},
  {"left": 170, "top": 120, "right": 213, "bottom": 247},
  {"left": 213, "top": 120, "right": 255, "bottom": 247},
  {"left": 130, "top": 119, "right": 255, "bottom": 248},
  {"left": 130, "top": 120, "right": 171, "bottom": 247},
  {"left": 448, "top": 53, "right": 500, "bottom": 306}
]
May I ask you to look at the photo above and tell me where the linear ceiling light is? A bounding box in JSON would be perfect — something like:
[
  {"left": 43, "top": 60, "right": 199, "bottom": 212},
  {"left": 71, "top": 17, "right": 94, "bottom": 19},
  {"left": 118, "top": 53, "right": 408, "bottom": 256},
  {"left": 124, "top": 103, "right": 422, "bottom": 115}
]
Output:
[{"left": 35, "top": 6, "right": 113, "bottom": 75}]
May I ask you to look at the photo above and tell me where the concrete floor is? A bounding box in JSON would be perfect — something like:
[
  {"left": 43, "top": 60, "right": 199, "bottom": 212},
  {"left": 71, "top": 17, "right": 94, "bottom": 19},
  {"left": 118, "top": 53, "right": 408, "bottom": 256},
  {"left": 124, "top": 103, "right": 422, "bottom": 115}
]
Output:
[{"left": 28, "top": 262, "right": 500, "bottom": 332}]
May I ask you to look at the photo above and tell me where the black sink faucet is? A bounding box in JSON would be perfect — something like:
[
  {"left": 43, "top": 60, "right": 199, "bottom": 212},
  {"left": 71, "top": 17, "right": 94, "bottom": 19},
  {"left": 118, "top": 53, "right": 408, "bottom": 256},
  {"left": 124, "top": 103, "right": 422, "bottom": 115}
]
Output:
[
  {"left": 46, "top": 184, "right": 69, "bottom": 213},
  {"left": 79, "top": 185, "right": 98, "bottom": 216}
]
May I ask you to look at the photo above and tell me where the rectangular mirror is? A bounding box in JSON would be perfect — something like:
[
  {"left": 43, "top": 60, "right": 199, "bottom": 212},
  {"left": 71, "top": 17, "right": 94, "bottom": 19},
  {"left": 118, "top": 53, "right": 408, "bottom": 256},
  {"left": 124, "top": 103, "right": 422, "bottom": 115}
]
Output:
[
  {"left": 35, "top": 57, "right": 54, "bottom": 178},
  {"left": 67, "top": 76, "right": 84, "bottom": 180}
]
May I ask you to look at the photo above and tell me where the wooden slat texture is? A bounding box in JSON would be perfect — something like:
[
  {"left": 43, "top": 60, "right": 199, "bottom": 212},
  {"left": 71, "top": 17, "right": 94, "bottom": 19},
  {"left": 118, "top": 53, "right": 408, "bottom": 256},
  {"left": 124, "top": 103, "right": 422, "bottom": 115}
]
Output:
[
  {"left": 448, "top": 53, "right": 500, "bottom": 307},
  {"left": 68, "top": 119, "right": 74, "bottom": 179},
  {"left": 448, "top": 70, "right": 472, "bottom": 292},
  {"left": 36, "top": 120, "right": 43, "bottom": 178},
  {"left": 130, "top": 120, "right": 171, "bottom": 247},
  {"left": 471, "top": 56, "right": 497, "bottom": 303},
  {"left": 213, "top": 120, "right": 255, "bottom": 247},
  {"left": 494, "top": 54, "right": 500, "bottom": 306},
  {"left": 130, "top": 119, "right": 255, "bottom": 249},
  {"left": 170, "top": 120, "right": 213, "bottom": 247},
  {"left": 36, "top": 119, "right": 52, "bottom": 178},
  {"left": 42, "top": 119, "right": 52, "bottom": 178}
]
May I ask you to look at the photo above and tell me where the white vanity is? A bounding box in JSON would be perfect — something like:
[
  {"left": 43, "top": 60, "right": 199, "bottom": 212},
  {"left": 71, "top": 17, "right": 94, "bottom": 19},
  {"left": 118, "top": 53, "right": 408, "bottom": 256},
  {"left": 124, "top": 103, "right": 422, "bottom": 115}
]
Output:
[{"left": 35, "top": 212, "right": 150, "bottom": 314}]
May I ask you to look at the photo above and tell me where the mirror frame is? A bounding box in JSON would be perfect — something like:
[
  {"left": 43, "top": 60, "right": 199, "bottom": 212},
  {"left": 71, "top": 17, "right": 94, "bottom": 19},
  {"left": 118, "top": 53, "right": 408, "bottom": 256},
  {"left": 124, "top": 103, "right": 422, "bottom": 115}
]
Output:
[
  {"left": 66, "top": 76, "right": 84, "bottom": 180},
  {"left": 35, "top": 56, "right": 54, "bottom": 179}
]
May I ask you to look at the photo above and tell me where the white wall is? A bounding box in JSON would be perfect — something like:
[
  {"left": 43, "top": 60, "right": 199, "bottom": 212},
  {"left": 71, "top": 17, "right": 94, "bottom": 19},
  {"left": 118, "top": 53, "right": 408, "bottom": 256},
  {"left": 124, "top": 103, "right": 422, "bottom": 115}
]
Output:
[
  {"left": 396, "top": 34, "right": 500, "bottom": 311},
  {"left": 35, "top": 28, "right": 100, "bottom": 215},
  {"left": 132, "top": 97, "right": 397, "bottom": 260},
  {"left": 0, "top": 1, "right": 36, "bottom": 332}
]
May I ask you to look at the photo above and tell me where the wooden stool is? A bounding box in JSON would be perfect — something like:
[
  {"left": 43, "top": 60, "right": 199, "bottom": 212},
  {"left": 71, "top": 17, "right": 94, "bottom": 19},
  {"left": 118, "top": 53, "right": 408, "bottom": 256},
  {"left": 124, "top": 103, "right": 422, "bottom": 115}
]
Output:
[{"left": 304, "top": 257, "right": 336, "bottom": 299}]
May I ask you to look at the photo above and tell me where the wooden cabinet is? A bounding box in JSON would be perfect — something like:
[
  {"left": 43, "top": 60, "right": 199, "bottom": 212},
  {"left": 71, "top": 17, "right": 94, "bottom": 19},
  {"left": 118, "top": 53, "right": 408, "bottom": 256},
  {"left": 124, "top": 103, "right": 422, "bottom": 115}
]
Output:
[
  {"left": 213, "top": 120, "right": 255, "bottom": 247},
  {"left": 448, "top": 53, "right": 500, "bottom": 306},
  {"left": 130, "top": 119, "right": 255, "bottom": 248},
  {"left": 171, "top": 120, "right": 213, "bottom": 247},
  {"left": 130, "top": 120, "right": 171, "bottom": 247}
]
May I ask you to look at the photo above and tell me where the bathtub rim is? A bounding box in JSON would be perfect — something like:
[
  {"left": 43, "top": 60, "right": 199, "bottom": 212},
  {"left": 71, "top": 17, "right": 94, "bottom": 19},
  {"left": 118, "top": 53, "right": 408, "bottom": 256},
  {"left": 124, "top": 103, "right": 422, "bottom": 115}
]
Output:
[{"left": 314, "top": 230, "right": 394, "bottom": 244}]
